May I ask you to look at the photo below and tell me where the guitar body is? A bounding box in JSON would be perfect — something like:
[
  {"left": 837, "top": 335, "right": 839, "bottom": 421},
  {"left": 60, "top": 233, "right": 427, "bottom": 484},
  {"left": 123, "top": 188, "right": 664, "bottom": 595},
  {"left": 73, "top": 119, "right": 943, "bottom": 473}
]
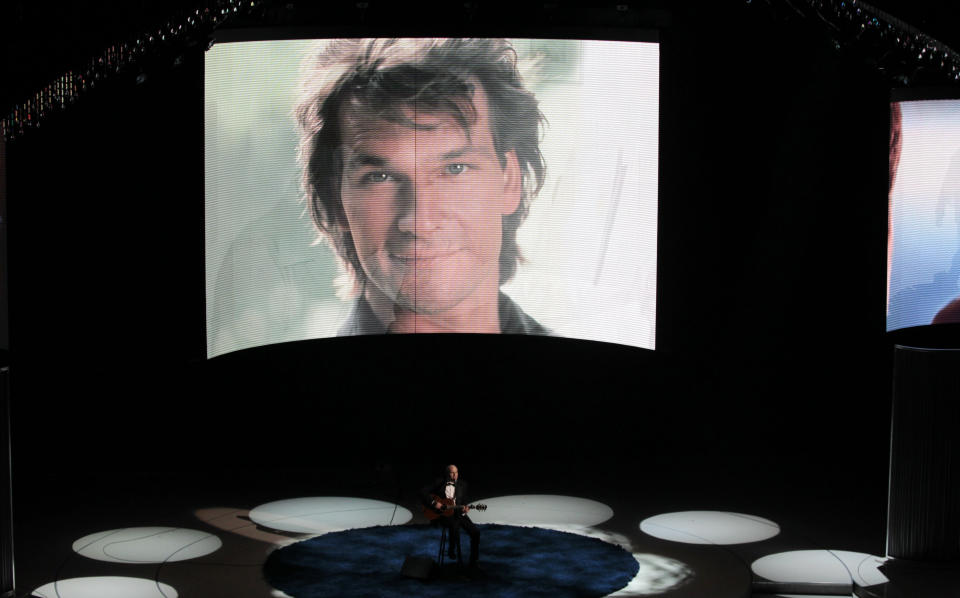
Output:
[{"left": 423, "top": 494, "right": 487, "bottom": 521}]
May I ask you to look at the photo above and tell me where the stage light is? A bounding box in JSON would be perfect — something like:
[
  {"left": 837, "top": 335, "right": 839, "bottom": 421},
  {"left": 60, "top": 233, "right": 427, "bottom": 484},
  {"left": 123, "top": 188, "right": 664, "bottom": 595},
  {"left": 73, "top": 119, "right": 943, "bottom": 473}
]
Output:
[
  {"left": 72, "top": 527, "right": 222, "bottom": 563},
  {"left": 0, "top": 0, "right": 274, "bottom": 139},
  {"left": 639, "top": 510, "right": 780, "bottom": 545},
  {"left": 32, "top": 576, "right": 178, "bottom": 598},
  {"left": 467, "top": 495, "right": 614, "bottom": 527},
  {"left": 751, "top": 549, "right": 887, "bottom": 588},
  {"left": 748, "top": 0, "right": 960, "bottom": 89},
  {"left": 248, "top": 497, "right": 412, "bottom": 534}
]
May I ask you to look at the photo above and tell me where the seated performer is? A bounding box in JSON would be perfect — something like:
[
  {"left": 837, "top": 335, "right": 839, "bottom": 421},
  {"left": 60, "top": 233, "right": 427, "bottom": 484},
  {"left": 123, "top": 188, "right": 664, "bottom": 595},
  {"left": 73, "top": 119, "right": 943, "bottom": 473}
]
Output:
[{"left": 420, "top": 464, "right": 481, "bottom": 569}]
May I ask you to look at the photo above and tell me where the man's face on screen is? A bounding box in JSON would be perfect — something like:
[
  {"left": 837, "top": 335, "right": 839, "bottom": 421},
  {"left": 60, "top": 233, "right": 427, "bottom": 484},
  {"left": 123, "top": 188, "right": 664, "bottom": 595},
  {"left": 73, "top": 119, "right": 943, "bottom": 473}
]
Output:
[{"left": 339, "top": 87, "right": 521, "bottom": 315}]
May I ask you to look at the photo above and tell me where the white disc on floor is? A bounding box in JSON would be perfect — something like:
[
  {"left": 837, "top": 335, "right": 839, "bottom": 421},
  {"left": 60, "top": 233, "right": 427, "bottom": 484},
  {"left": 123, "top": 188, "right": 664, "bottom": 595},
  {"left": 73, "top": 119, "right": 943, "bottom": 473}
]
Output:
[
  {"left": 467, "top": 494, "right": 613, "bottom": 527},
  {"left": 73, "top": 527, "right": 222, "bottom": 563},
  {"left": 32, "top": 576, "right": 178, "bottom": 598},
  {"left": 752, "top": 549, "right": 888, "bottom": 587},
  {"left": 249, "top": 496, "right": 412, "bottom": 534},
  {"left": 640, "top": 510, "right": 779, "bottom": 544}
]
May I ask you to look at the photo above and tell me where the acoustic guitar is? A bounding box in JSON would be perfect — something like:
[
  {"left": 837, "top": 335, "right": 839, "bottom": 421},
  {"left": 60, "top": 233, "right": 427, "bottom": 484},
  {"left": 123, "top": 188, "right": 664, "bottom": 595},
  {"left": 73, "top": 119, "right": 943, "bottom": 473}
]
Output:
[{"left": 423, "top": 494, "right": 488, "bottom": 521}]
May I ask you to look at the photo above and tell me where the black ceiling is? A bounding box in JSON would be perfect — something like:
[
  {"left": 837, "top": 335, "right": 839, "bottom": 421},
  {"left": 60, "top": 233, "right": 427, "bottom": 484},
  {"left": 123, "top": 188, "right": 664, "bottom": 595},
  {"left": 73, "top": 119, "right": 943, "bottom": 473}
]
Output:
[{"left": 3, "top": 1, "right": 959, "bottom": 117}]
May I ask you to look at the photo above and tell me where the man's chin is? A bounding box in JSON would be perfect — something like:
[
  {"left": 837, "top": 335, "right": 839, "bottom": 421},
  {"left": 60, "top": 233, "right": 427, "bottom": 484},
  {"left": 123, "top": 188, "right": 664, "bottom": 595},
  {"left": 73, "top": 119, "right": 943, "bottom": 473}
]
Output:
[
  {"left": 392, "top": 291, "right": 466, "bottom": 316},
  {"left": 364, "top": 269, "right": 492, "bottom": 321}
]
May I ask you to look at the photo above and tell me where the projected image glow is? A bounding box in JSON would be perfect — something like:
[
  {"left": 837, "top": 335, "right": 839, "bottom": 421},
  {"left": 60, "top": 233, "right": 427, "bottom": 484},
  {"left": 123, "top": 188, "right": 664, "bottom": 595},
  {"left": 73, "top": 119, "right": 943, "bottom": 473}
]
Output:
[
  {"left": 887, "top": 99, "right": 960, "bottom": 330},
  {"left": 205, "top": 37, "right": 659, "bottom": 357}
]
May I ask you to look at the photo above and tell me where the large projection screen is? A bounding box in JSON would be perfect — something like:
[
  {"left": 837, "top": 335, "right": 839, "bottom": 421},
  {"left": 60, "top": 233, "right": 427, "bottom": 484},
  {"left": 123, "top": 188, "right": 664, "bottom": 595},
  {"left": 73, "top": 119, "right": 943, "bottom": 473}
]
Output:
[
  {"left": 887, "top": 98, "right": 960, "bottom": 331},
  {"left": 205, "top": 37, "right": 659, "bottom": 358}
]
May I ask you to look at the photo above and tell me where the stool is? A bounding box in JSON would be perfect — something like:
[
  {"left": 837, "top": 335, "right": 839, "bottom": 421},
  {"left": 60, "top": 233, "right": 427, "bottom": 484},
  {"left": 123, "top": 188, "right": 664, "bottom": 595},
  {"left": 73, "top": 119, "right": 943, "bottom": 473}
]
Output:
[{"left": 437, "top": 525, "right": 462, "bottom": 566}]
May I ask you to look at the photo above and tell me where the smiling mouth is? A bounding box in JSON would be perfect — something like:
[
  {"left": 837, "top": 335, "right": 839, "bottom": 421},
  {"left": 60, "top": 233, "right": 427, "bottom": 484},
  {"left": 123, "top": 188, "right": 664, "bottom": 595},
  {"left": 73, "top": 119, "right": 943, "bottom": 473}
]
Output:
[{"left": 389, "top": 249, "right": 459, "bottom": 261}]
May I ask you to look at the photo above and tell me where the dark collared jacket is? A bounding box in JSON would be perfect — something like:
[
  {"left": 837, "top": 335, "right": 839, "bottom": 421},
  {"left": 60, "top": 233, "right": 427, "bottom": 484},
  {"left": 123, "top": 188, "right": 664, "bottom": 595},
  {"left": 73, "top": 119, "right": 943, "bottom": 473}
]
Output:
[{"left": 420, "top": 477, "right": 469, "bottom": 509}]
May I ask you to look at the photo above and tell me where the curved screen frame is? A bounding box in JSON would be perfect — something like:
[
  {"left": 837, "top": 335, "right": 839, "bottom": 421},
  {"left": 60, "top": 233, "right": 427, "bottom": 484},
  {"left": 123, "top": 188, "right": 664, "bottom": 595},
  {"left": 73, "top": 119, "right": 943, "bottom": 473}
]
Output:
[{"left": 204, "top": 32, "right": 660, "bottom": 358}]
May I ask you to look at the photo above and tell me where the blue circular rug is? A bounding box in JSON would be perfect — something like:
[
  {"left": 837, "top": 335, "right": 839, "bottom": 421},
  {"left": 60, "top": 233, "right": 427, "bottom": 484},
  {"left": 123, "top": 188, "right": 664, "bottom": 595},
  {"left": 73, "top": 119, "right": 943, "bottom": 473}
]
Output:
[{"left": 264, "top": 523, "right": 639, "bottom": 597}]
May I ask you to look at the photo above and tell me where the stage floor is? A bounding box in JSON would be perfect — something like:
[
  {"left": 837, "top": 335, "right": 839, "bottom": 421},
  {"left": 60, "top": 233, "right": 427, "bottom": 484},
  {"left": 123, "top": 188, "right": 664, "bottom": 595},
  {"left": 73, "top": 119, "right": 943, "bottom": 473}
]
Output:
[{"left": 10, "top": 458, "right": 891, "bottom": 598}]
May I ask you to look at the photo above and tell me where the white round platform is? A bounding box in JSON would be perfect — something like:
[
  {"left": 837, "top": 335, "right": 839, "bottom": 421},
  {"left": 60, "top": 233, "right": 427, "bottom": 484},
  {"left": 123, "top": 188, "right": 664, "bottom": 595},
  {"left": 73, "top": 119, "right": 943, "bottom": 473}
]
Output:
[
  {"left": 248, "top": 496, "right": 412, "bottom": 534},
  {"left": 466, "top": 494, "right": 613, "bottom": 527},
  {"left": 73, "top": 527, "right": 221, "bottom": 563},
  {"left": 640, "top": 510, "right": 780, "bottom": 545},
  {"left": 32, "top": 576, "right": 178, "bottom": 598},
  {"left": 752, "top": 549, "right": 887, "bottom": 587}
]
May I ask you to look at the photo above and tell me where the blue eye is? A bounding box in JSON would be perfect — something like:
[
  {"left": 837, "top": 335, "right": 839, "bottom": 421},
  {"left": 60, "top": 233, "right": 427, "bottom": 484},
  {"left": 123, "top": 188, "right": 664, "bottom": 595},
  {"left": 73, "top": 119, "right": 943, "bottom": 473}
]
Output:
[
  {"left": 445, "top": 163, "right": 468, "bottom": 175},
  {"left": 360, "top": 171, "right": 391, "bottom": 184}
]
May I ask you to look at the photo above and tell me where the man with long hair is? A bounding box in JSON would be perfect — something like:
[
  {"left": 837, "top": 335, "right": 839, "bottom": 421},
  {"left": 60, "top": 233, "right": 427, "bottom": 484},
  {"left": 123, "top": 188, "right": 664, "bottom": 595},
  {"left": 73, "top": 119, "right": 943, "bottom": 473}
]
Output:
[{"left": 296, "top": 38, "right": 549, "bottom": 334}]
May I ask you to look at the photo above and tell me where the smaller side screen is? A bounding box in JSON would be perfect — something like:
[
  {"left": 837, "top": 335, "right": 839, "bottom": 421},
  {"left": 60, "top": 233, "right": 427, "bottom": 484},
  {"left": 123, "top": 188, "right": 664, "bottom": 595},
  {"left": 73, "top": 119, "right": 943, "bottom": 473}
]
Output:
[{"left": 887, "top": 99, "right": 960, "bottom": 331}]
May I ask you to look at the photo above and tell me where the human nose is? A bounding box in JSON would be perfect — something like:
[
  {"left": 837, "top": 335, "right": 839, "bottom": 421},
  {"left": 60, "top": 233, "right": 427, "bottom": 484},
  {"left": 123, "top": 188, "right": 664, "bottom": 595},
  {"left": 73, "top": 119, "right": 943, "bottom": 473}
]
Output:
[{"left": 396, "top": 178, "right": 443, "bottom": 235}]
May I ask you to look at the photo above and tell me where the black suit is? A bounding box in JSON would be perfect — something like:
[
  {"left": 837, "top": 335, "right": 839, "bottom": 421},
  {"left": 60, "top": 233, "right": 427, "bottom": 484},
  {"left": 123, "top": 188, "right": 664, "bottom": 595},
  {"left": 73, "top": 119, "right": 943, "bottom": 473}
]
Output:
[{"left": 420, "top": 477, "right": 480, "bottom": 565}]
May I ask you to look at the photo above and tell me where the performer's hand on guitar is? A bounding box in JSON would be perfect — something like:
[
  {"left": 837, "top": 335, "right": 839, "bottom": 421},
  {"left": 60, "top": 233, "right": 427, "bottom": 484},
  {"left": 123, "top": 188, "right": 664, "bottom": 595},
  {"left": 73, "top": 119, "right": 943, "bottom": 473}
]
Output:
[{"left": 422, "top": 494, "right": 487, "bottom": 520}]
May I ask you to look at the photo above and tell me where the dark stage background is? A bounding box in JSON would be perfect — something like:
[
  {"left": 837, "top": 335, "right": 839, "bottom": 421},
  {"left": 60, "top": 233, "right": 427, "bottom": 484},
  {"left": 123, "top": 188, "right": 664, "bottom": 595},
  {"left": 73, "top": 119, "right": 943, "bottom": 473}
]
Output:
[{"left": 4, "top": 2, "right": 958, "bottom": 527}]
